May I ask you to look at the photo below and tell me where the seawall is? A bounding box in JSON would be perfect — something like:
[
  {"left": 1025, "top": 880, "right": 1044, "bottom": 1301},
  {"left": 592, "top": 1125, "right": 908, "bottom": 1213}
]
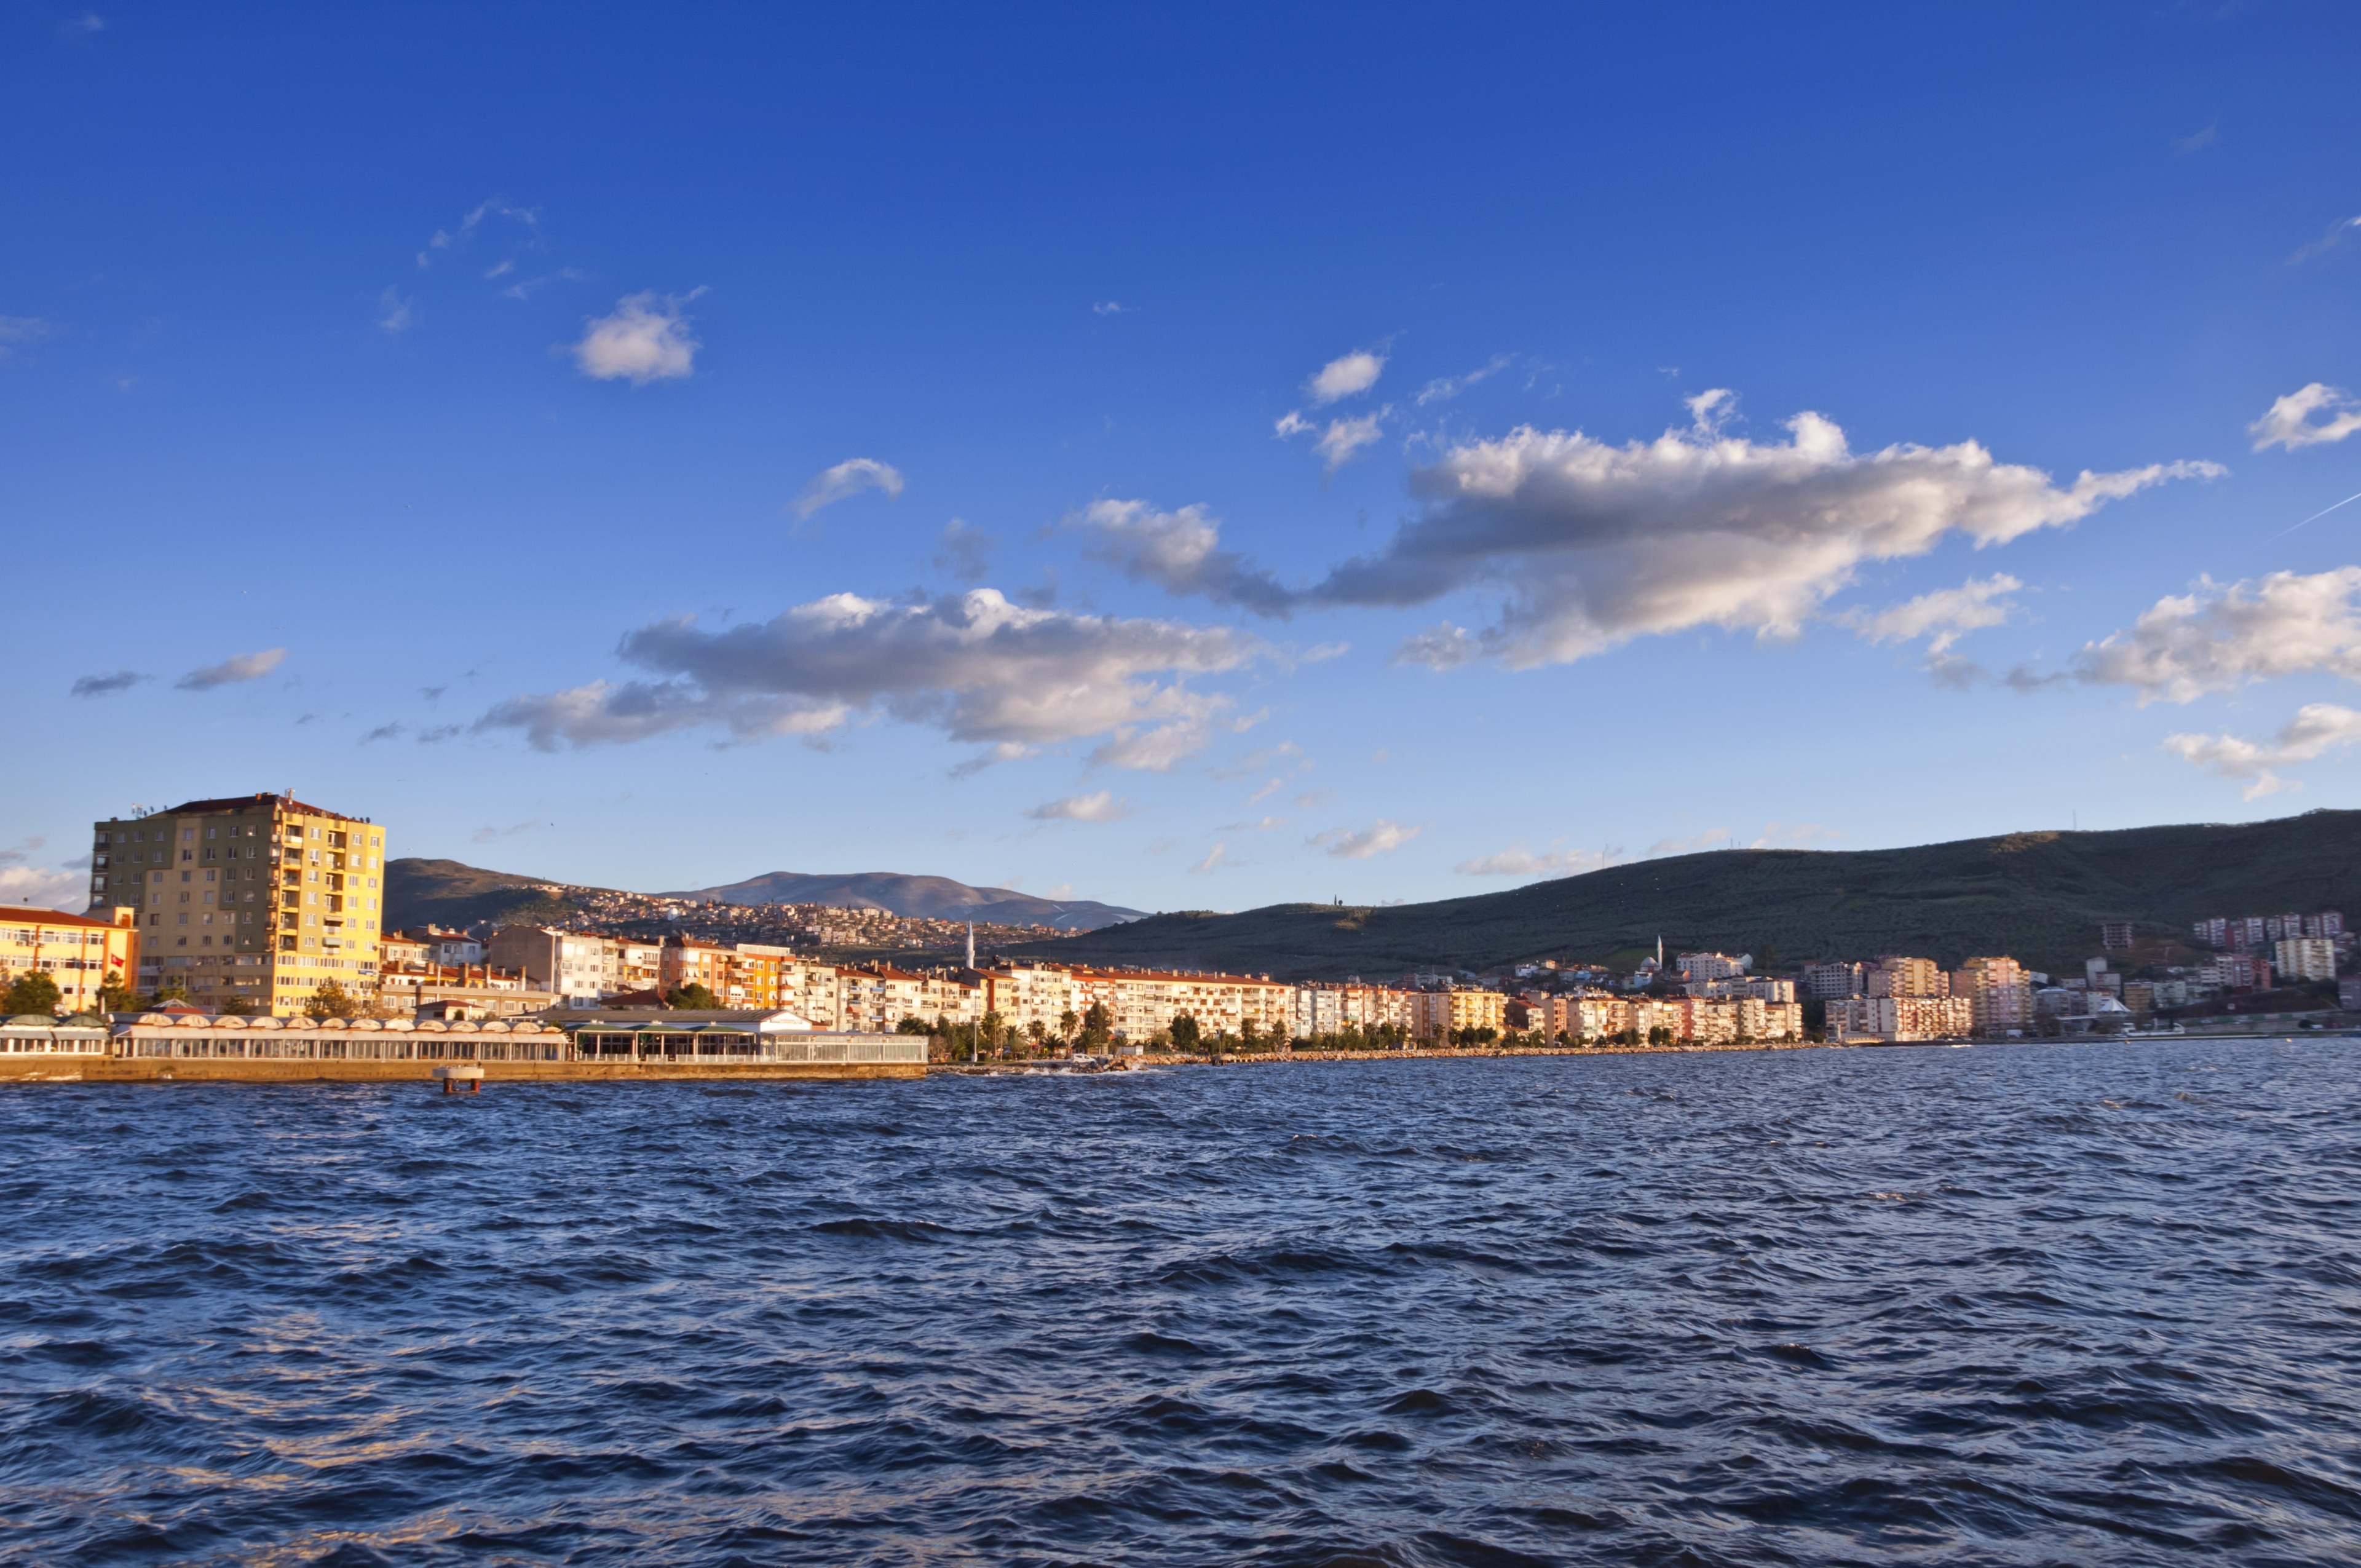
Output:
[{"left": 0, "top": 1059, "right": 923, "bottom": 1084}]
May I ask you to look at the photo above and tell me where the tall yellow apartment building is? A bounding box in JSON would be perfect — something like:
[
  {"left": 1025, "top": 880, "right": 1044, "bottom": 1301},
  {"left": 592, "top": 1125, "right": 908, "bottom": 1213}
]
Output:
[{"left": 90, "top": 793, "right": 389, "bottom": 1016}]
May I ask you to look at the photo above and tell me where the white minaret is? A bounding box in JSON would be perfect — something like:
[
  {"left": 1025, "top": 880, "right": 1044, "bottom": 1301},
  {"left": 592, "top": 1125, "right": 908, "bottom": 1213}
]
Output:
[{"left": 967, "top": 922, "right": 976, "bottom": 969}]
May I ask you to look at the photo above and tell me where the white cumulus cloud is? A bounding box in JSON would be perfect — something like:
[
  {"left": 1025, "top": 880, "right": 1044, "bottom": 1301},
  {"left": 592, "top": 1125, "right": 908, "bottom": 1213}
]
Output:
[
  {"left": 1066, "top": 499, "right": 1292, "bottom": 614},
  {"left": 571, "top": 291, "right": 700, "bottom": 384},
  {"left": 175, "top": 649, "right": 286, "bottom": 691},
  {"left": 2250, "top": 383, "right": 2361, "bottom": 452},
  {"left": 1307, "top": 349, "right": 1385, "bottom": 405},
  {"left": 2065, "top": 568, "right": 2361, "bottom": 703},
  {"left": 792, "top": 457, "right": 906, "bottom": 520},
  {"left": 1315, "top": 410, "right": 1388, "bottom": 473},
  {"left": 1026, "top": 791, "right": 1134, "bottom": 823},
  {"left": 376, "top": 287, "right": 416, "bottom": 335},
  {"left": 1310, "top": 394, "right": 2215, "bottom": 670},
  {"left": 1845, "top": 574, "right": 2023, "bottom": 671},
  {"left": 475, "top": 588, "right": 1255, "bottom": 765},
  {"left": 1418, "top": 355, "right": 1513, "bottom": 406},
  {"left": 2162, "top": 703, "right": 2361, "bottom": 799},
  {"left": 1311, "top": 819, "right": 1421, "bottom": 859},
  {"left": 0, "top": 861, "right": 84, "bottom": 910}
]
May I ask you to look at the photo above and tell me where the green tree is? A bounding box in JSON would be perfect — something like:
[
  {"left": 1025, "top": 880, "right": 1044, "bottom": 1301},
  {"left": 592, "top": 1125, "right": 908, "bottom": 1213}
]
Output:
[
  {"left": 1027, "top": 1018, "right": 1047, "bottom": 1055},
  {"left": 303, "top": 980, "right": 361, "bottom": 1020},
  {"left": 1169, "top": 1011, "right": 1203, "bottom": 1054},
  {"left": 979, "top": 1009, "right": 1005, "bottom": 1060},
  {"left": 147, "top": 978, "right": 189, "bottom": 1007},
  {"left": 895, "top": 1014, "right": 931, "bottom": 1034},
  {"left": 219, "top": 993, "right": 264, "bottom": 1017},
  {"left": 1058, "top": 1007, "right": 1078, "bottom": 1044},
  {"left": 98, "top": 978, "right": 139, "bottom": 1013},
  {"left": 1078, "top": 1002, "right": 1112, "bottom": 1051},
  {"left": 664, "top": 983, "right": 721, "bottom": 1010},
  {"left": 2, "top": 972, "right": 62, "bottom": 1015}
]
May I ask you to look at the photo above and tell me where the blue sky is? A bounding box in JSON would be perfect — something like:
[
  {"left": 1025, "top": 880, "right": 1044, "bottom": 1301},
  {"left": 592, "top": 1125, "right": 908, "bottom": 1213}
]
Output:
[{"left": 8, "top": 2, "right": 2361, "bottom": 915}]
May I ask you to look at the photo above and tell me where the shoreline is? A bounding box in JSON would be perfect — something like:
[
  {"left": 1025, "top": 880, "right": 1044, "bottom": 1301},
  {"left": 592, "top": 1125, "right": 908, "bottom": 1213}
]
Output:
[{"left": 0, "top": 1059, "right": 923, "bottom": 1085}]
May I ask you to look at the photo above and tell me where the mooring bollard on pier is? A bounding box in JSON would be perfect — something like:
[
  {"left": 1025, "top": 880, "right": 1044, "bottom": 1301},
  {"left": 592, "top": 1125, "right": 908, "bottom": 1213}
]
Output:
[{"left": 433, "top": 1065, "right": 486, "bottom": 1095}]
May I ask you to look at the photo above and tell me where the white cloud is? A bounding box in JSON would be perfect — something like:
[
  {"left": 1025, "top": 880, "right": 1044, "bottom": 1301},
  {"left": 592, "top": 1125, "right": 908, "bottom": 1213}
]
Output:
[
  {"left": 1276, "top": 406, "right": 1391, "bottom": 473},
  {"left": 2171, "top": 122, "right": 2219, "bottom": 156},
  {"left": 421, "top": 197, "right": 540, "bottom": 268},
  {"left": 475, "top": 588, "right": 1255, "bottom": 760},
  {"left": 571, "top": 291, "right": 700, "bottom": 384},
  {"left": 1190, "top": 842, "right": 1227, "bottom": 874},
  {"left": 2291, "top": 216, "right": 2361, "bottom": 266},
  {"left": 2162, "top": 703, "right": 2361, "bottom": 799},
  {"left": 1647, "top": 828, "right": 1734, "bottom": 857},
  {"left": 1313, "top": 394, "right": 2215, "bottom": 669},
  {"left": 376, "top": 287, "right": 416, "bottom": 335},
  {"left": 175, "top": 648, "right": 286, "bottom": 691},
  {"left": 1846, "top": 574, "right": 2022, "bottom": 654},
  {"left": 2250, "top": 383, "right": 2361, "bottom": 451},
  {"left": 1092, "top": 301, "right": 1131, "bottom": 315},
  {"left": 793, "top": 457, "right": 906, "bottom": 520},
  {"left": 949, "top": 740, "right": 1032, "bottom": 779},
  {"left": 1217, "top": 815, "right": 1289, "bottom": 831},
  {"left": 1307, "top": 350, "right": 1385, "bottom": 405},
  {"left": 1753, "top": 822, "right": 1841, "bottom": 847},
  {"left": 1088, "top": 708, "right": 1224, "bottom": 772},
  {"left": 2066, "top": 568, "right": 2361, "bottom": 703},
  {"left": 1455, "top": 845, "right": 1605, "bottom": 877},
  {"left": 1314, "top": 410, "right": 1388, "bottom": 473},
  {"left": 1066, "top": 499, "right": 1292, "bottom": 614},
  {"left": 0, "top": 315, "right": 61, "bottom": 356},
  {"left": 1026, "top": 791, "right": 1134, "bottom": 823},
  {"left": 0, "top": 863, "right": 84, "bottom": 910},
  {"left": 1210, "top": 742, "right": 1302, "bottom": 780},
  {"left": 1311, "top": 819, "right": 1421, "bottom": 858},
  {"left": 1417, "top": 355, "right": 1513, "bottom": 405},
  {"left": 57, "top": 12, "right": 106, "bottom": 37}
]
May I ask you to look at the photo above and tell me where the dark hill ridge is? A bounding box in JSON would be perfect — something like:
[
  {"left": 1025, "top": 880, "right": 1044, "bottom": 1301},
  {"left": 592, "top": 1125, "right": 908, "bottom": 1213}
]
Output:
[
  {"left": 663, "top": 871, "right": 1142, "bottom": 930},
  {"left": 1005, "top": 811, "right": 2361, "bottom": 981},
  {"left": 384, "top": 859, "right": 1144, "bottom": 933},
  {"left": 385, "top": 859, "right": 604, "bottom": 931}
]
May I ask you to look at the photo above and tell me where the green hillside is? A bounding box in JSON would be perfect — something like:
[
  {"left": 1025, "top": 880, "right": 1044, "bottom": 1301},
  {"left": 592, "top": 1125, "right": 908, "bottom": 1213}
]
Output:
[{"left": 1006, "top": 811, "right": 2361, "bottom": 981}]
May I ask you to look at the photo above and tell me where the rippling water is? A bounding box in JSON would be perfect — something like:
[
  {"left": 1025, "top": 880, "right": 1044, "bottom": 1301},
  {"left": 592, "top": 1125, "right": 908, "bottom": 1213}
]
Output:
[{"left": 6, "top": 1041, "right": 2360, "bottom": 1566}]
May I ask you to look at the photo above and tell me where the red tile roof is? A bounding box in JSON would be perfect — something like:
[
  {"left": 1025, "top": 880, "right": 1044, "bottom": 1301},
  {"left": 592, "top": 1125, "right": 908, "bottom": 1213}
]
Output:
[
  {"left": 0, "top": 905, "right": 124, "bottom": 929},
  {"left": 153, "top": 793, "right": 370, "bottom": 822}
]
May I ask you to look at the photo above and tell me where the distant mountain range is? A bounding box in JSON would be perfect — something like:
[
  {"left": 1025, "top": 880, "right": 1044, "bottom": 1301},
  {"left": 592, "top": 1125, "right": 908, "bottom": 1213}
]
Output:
[
  {"left": 1005, "top": 812, "right": 2361, "bottom": 981},
  {"left": 383, "top": 858, "right": 1142, "bottom": 933},
  {"left": 663, "top": 871, "right": 1144, "bottom": 931}
]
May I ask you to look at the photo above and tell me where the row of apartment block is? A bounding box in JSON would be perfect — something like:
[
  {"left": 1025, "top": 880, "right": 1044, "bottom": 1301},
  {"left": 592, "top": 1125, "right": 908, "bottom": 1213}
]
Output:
[
  {"left": 2195, "top": 912, "right": 2344, "bottom": 949},
  {"left": 1516, "top": 991, "right": 1807, "bottom": 1044}
]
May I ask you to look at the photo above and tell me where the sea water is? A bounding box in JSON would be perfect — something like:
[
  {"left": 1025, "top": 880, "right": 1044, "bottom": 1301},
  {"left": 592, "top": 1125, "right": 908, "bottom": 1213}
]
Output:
[{"left": 4, "top": 1041, "right": 2358, "bottom": 1564}]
